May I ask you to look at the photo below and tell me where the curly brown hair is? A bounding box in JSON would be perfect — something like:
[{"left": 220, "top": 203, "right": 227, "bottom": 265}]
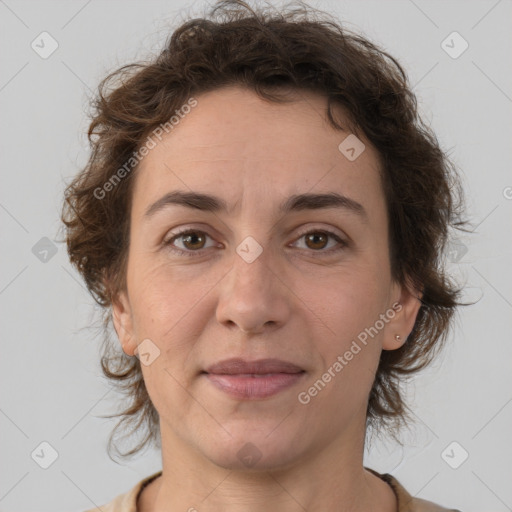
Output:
[{"left": 60, "top": 0, "right": 466, "bottom": 459}]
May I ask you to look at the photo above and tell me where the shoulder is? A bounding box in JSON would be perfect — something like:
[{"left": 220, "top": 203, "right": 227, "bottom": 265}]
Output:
[
  {"left": 82, "top": 471, "right": 162, "bottom": 512},
  {"left": 365, "top": 467, "right": 462, "bottom": 512}
]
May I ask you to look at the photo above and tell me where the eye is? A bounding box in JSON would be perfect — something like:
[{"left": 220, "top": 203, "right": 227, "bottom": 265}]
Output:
[
  {"left": 163, "top": 229, "right": 217, "bottom": 256},
  {"left": 163, "top": 227, "right": 348, "bottom": 257},
  {"left": 292, "top": 229, "right": 347, "bottom": 254}
]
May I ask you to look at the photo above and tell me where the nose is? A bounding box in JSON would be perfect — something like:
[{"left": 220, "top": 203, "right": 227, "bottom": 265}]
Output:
[{"left": 215, "top": 247, "right": 292, "bottom": 335}]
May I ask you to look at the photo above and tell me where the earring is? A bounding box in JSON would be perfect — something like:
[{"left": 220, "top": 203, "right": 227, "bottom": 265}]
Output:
[{"left": 395, "top": 334, "right": 401, "bottom": 342}]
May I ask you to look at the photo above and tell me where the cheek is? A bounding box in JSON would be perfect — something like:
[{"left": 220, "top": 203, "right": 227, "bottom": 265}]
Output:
[
  {"left": 127, "top": 258, "right": 221, "bottom": 353},
  {"left": 310, "top": 263, "right": 390, "bottom": 325},
  {"left": 304, "top": 265, "right": 390, "bottom": 375},
  {"left": 306, "top": 275, "right": 386, "bottom": 393}
]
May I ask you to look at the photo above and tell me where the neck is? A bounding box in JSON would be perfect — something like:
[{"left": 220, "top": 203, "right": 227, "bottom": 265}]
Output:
[{"left": 141, "top": 421, "right": 396, "bottom": 512}]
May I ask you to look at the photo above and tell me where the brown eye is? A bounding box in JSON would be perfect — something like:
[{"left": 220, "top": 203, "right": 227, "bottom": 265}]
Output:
[
  {"left": 164, "top": 229, "right": 217, "bottom": 256},
  {"left": 304, "top": 232, "right": 329, "bottom": 250},
  {"left": 292, "top": 229, "right": 347, "bottom": 255},
  {"left": 180, "top": 232, "right": 206, "bottom": 250}
]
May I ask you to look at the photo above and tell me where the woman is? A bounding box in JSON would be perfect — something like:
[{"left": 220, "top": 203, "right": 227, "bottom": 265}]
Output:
[{"left": 62, "top": 1, "right": 465, "bottom": 510}]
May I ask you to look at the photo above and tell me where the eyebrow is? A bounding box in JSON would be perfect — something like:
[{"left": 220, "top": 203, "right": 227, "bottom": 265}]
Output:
[{"left": 144, "top": 190, "right": 367, "bottom": 220}]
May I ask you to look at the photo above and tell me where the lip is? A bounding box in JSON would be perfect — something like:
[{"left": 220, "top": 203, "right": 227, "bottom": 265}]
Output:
[
  {"left": 203, "top": 358, "right": 306, "bottom": 400},
  {"left": 205, "top": 358, "right": 304, "bottom": 375}
]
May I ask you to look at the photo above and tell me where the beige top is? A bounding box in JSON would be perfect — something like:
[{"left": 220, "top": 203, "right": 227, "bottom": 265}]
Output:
[{"left": 85, "top": 468, "right": 462, "bottom": 512}]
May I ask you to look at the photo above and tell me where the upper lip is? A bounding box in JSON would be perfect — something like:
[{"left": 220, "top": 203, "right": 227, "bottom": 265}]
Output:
[{"left": 204, "top": 358, "right": 304, "bottom": 375}]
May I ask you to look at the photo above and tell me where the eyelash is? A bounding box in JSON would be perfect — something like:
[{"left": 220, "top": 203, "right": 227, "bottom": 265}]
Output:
[{"left": 163, "top": 227, "right": 348, "bottom": 258}]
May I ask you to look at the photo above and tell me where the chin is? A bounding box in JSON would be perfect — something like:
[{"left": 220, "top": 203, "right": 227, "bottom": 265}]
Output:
[{"left": 200, "top": 429, "right": 306, "bottom": 472}]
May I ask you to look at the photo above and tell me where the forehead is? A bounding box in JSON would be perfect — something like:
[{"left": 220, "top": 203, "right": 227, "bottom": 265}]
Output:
[{"left": 132, "top": 86, "right": 384, "bottom": 218}]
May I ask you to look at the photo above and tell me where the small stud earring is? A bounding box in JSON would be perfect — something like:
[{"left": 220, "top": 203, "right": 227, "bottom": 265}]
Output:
[{"left": 395, "top": 334, "right": 401, "bottom": 342}]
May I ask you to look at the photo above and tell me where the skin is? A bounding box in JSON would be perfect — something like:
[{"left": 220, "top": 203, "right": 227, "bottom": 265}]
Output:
[{"left": 112, "top": 85, "right": 422, "bottom": 512}]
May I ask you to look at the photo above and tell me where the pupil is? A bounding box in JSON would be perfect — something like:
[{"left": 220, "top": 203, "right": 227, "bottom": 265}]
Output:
[
  {"left": 308, "top": 233, "right": 326, "bottom": 249},
  {"left": 185, "top": 233, "right": 203, "bottom": 249}
]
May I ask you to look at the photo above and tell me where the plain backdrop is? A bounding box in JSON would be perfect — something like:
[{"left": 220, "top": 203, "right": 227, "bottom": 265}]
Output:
[{"left": 1, "top": 1, "right": 511, "bottom": 511}]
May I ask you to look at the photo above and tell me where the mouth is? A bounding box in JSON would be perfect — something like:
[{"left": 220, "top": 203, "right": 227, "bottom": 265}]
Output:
[{"left": 202, "top": 358, "right": 306, "bottom": 400}]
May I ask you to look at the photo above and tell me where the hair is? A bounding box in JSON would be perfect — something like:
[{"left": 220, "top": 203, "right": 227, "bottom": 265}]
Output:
[{"left": 60, "top": 0, "right": 467, "bottom": 459}]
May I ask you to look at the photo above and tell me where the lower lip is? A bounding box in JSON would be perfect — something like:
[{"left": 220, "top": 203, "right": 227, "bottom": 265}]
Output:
[{"left": 204, "top": 372, "right": 305, "bottom": 400}]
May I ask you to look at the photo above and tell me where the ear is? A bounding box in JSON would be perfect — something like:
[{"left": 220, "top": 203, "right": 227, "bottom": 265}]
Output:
[
  {"left": 382, "top": 279, "right": 423, "bottom": 351},
  {"left": 112, "top": 290, "right": 137, "bottom": 357}
]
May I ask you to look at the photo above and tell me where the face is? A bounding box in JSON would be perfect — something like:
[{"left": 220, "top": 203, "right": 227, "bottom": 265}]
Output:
[{"left": 113, "top": 85, "right": 420, "bottom": 471}]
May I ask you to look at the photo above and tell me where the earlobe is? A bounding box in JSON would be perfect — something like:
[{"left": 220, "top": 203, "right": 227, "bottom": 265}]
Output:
[
  {"left": 382, "top": 281, "right": 423, "bottom": 351},
  {"left": 111, "top": 291, "right": 136, "bottom": 356}
]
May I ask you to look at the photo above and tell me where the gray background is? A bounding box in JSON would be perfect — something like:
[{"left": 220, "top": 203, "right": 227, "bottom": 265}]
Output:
[{"left": 1, "top": 0, "right": 511, "bottom": 511}]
